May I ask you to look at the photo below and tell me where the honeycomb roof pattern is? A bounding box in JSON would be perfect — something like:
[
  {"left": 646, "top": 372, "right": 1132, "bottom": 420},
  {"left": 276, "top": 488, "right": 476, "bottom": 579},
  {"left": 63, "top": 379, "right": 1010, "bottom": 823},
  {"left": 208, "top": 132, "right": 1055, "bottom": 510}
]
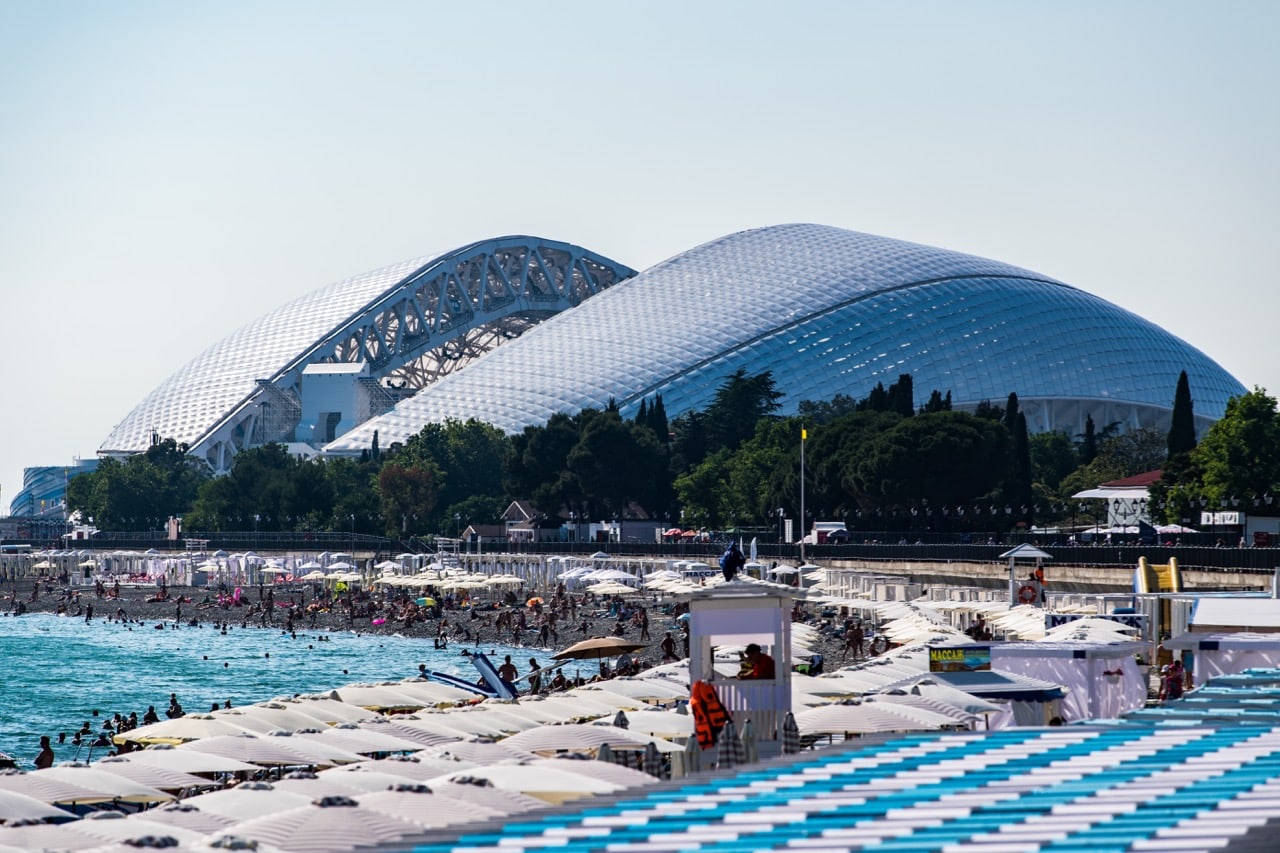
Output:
[
  {"left": 100, "top": 253, "right": 438, "bottom": 452},
  {"left": 327, "top": 223, "right": 1245, "bottom": 450}
]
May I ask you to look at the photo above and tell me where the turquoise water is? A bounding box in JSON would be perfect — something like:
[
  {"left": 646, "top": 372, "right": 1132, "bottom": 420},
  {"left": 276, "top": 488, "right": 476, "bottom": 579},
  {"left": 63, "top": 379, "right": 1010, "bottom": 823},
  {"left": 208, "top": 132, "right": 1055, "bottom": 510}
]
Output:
[{"left": 0, "top": 613, "right": 530, "bottom": 767}]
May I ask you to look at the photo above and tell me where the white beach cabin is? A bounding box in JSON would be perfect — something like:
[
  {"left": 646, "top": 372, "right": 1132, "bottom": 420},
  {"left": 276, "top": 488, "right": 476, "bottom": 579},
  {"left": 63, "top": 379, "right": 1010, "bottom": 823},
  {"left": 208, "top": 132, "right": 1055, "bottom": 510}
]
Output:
[{"left": 684, "top": 582, "right": 796, "bottom": 759}]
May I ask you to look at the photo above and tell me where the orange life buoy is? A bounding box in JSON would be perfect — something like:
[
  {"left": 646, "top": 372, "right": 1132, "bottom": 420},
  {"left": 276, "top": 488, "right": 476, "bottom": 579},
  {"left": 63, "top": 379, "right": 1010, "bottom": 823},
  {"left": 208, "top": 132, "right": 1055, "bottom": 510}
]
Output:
[{"left": 1018, "top": 584, "right": 1038, "bottom": 604}]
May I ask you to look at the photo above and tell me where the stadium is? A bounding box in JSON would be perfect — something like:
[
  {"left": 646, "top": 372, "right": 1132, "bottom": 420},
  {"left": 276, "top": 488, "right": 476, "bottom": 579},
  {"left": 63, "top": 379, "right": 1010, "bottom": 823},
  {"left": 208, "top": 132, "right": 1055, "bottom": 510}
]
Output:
[{"left": 95, "top": 223, "right": 1246, "bottom": 474}]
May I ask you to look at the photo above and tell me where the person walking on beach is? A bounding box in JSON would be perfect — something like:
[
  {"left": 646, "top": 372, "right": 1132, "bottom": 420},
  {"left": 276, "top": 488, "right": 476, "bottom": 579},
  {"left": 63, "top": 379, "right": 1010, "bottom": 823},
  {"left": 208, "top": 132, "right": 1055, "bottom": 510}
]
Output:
[
  {"left": 661, "top": 631, "right": 678, "bottom": 662},
  {"left": 497, "top": 655, "right": 518, "bottom": 684},
  {"left": 527, "top": 658, "right": 542, "bottom": 694},
  {"left": 34, "top": 736, "right": 54, "bottom": 769},
  {"left": 843, "top": 621, "right": 864, "bottom": 661}
]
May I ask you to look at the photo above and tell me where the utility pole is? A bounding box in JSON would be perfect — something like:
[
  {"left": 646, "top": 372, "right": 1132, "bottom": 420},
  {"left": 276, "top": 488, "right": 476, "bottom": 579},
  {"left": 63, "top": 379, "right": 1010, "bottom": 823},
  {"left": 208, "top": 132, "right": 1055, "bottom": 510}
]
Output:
[{"left": 799, "top": 425, "right": 807, "bottom": 564}]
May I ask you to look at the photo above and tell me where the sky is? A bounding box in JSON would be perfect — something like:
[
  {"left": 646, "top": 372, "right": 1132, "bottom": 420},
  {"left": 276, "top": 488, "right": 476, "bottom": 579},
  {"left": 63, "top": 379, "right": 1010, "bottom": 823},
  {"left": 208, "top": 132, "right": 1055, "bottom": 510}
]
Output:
[{"left": 2, "top": 1, "right": 1277, "bottom": 514}]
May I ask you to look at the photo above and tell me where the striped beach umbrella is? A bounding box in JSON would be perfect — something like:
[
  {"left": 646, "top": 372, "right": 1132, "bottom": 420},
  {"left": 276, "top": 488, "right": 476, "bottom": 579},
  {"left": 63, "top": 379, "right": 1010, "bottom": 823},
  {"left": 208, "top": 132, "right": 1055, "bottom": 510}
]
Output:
[
  {"left": 782, "top": 711, "right": 801, "bottom": 754},
  {"left": 717, "top": 718, "right": 744, "bottom": 769},
  {"left": 740, "top": 718, "right": 759, "bottom": 764},
  {"left": 642, "top": 741, "right": 663, "bottom": 778}
]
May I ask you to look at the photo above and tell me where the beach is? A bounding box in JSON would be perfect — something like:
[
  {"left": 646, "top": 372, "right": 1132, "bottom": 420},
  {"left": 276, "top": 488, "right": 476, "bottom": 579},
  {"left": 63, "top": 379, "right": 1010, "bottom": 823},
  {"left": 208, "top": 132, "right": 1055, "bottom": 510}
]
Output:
[{"left": 0, "top": 571, "right": 847, "bottom": 767}]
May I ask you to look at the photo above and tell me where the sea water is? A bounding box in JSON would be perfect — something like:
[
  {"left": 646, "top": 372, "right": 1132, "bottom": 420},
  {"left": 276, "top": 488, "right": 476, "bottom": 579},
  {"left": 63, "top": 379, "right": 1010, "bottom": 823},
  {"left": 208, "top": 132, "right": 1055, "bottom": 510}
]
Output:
[{"left": 0, "top": 613, "right": 534, "bottom": 767}]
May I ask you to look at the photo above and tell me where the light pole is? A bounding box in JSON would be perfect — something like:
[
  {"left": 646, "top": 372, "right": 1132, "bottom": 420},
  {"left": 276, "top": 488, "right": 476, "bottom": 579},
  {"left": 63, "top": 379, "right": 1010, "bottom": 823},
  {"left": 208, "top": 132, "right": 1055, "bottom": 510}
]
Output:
[{"left": 799, "top": 425, "right": 807, "bottom": 563}]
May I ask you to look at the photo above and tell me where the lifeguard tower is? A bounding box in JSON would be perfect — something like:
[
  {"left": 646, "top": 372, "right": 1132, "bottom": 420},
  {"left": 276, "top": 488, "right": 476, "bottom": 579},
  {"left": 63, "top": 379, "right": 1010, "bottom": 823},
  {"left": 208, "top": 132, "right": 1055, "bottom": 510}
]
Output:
[{"left": 684, "top": 581, "right": 797, "bottom": 759}]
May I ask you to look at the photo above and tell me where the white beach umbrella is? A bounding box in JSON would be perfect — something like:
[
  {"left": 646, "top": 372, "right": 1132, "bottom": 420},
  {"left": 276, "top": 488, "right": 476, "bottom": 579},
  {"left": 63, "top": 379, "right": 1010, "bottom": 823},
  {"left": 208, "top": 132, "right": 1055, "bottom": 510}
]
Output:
[
  {"left": 388, "top": 679, "right": 479, "bottom": 704},
  {"left": 0, "top": 767, "right": 153, "bottom": 806},
  {"left": 0, "top": 822, "right": 104, "bottom": 850},
  {"left": 111, "top": 745, "right": 257, "bottom": 775},
  {"left": 0, "top": 786, "right": 76, "bottom": 822},
  {"left": 180, "top": 782, "right": 311, "bottom": 820},
  {"left": 328, "top": 755, "right": 478, "bottom": 781},
  {"left": 180, "top": 733, "right": 344, "bottom": 767},
  {"left": 133, "top": 802, "right": 237, "bottom": 834},
  {"left": 223, "top": 796, "right": 426, "bottom": 853},
  {"left": 75, "top": 811, "right": 205, "bottom": 844},
  {"left": 268, "top": 770, "right": 372, "bottom": 799},
  {"left": 291, "top": 726, "right": 424, "bottom": 756},
  {"left": 32, "top": 765, "right": 173, "bottom": 804},
  {"left": 311, "top": 768, "right": 419, "bottom": 793},
  {"left": 287, "top": 695, "right": 381, "bottom": 725},
  {"left": 522, "top": 757, "right": 657, "bottom": 789},
  {"left": 116, "top": 713, "right": 251, "bottom": 745},
  {"left": 894, "top": 676, "right": 1007, "bottom": 715},
  {"left": 418, "top": 740, "right": 537, "bottom": 764},
  {"left": 567, "top": 680, "right": 677, "bottom": 705},
  {"left": 589, "top": 708, "right": 694, "bottom": 739},
  {"left": 354, "top": 784, "right": 504, "bottom": 826},
  {"left": 586, "top": 581, "right": 643, "bottom": 596},
  {"left": 93, "top": 756, "right": 217, "bottom": 792},
  {"left": 861, "top": 694, "right": 978, "bottom": 726},
  {"left": 538, "top": 692, "right": 645, "bottom": 716},
  {"left": 426, "top": 764, "right": 621, "bottom": 804},
  {"left": 212, "top": 705, "right": 332, "bottom": 735},
  {"left": 502, "top": 723, "right": 678, "bottom": 755},
  {"left": 439, "top": 707, "right": 543, "bottom": 734},
  {"left": 474, "top": 699, "right": 569, "bottom": 725},
  {"left": 333, "top": 684, "right": 430, "bottom": 712},
  {"left": 795, "top": 699, "right": 958, "bottom": 736},
  {"left": 356, "top": 718, "right": 465, "bottom": 748}
]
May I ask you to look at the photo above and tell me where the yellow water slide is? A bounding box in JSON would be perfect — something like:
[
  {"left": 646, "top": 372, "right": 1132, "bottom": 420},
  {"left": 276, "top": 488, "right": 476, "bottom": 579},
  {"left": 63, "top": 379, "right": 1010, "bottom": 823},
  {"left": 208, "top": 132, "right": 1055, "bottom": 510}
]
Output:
[{"left": 1135, "top": 556, "right": 1182, "bottom": 594}]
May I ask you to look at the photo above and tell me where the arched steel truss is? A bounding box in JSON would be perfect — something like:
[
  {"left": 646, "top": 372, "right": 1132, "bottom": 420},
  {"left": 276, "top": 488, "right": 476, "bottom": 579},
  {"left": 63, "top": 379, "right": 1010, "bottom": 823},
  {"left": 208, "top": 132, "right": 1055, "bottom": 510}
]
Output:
[{"left": 195, "top": 236, "right": 636, "bottom": 473}]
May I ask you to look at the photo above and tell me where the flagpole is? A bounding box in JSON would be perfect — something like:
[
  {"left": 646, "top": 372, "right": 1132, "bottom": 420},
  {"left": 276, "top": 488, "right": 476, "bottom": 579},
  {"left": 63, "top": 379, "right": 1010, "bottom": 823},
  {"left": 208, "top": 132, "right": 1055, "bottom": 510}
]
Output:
[{"left": 799, "top": 426, "right": 806, "bottom": 564}]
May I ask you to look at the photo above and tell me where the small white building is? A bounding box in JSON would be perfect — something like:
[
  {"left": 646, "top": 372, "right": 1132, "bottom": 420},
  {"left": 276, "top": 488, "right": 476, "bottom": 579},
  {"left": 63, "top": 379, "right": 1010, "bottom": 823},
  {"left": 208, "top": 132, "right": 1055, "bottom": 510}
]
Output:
[{"left": 684, "top": 582, "right": 798, "bottom": 756}]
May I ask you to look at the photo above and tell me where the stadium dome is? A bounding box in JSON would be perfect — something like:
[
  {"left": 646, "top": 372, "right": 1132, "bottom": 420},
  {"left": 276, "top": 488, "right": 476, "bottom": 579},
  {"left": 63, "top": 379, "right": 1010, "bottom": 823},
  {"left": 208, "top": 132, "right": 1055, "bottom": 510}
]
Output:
[
  {"left": 325, "top": 224, "right": 1245, "bottom": 454},
  {"left": 101, "top": 223, "right": 1245, "bottom": 473},
  {"left": 98, "top": 236, "right": 637, "bottom": 472}
]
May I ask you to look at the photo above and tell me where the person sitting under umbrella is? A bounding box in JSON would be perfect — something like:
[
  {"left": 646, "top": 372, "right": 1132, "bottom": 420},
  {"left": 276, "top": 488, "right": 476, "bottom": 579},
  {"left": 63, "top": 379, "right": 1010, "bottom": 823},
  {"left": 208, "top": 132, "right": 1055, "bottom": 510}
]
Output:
[{"left": 741, "top": 643, "right": 775, "bottom": 679}]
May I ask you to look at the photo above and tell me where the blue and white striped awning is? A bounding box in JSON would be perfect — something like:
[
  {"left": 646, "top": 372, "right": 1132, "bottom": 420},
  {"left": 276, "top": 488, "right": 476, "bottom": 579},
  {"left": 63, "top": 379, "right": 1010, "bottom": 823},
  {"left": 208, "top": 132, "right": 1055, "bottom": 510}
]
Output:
[{"left": 397, "top": 721, "right": 1280, "bottom": 853}]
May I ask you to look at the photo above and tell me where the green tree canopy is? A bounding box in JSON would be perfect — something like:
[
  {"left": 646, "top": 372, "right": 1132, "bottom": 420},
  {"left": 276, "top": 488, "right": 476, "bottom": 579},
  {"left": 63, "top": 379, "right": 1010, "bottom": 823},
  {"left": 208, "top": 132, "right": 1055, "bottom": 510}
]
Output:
[{"left": 66, "top": 438, "right": 208, "bottom": 531}]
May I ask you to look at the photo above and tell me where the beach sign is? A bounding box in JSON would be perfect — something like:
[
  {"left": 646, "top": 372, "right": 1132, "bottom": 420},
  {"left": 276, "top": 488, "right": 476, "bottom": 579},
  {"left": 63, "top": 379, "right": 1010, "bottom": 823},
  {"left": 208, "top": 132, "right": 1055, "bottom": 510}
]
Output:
[{"left": 928, "top": 645, "right": 991, "bottom": 673}]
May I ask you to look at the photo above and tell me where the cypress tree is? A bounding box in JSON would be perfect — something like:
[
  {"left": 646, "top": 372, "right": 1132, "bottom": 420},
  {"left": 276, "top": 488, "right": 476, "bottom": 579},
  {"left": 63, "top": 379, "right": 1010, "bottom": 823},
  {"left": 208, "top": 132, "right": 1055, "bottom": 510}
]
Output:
[
  {"left": 635, "top": 398, "right": 648, "bottom": 426},
  {"left": 1011, "top": 412, "right": 1033, "bottom": 523},
  {"left": 1080, "top": 414, "right": 1097, "bottom": 465},
  {"left": 1003, "top": 392, "right": 1020, "bottom": 432},
  {"left": 650, "top": 395, "right": 670, "bottom": 443},
  {"left": 1168, "top": 370, "right": 1197, "bottom": 458},
  {"left": 890, "top": 373, "right": 915, "bottom": 417}
]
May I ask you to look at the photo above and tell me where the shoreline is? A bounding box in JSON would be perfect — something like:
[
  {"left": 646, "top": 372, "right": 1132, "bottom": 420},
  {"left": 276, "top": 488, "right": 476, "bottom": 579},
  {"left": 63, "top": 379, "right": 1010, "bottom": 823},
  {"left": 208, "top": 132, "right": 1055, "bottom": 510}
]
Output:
[{"left": 2, "top": 575, "right": 850, "bottom": 766}]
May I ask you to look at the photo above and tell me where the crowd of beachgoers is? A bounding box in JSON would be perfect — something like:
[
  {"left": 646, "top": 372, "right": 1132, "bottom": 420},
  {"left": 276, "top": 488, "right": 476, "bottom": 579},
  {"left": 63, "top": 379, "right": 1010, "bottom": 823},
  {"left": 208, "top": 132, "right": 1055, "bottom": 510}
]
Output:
[{"left": 2, "top": 568, "right": 857, "bottom": 661}]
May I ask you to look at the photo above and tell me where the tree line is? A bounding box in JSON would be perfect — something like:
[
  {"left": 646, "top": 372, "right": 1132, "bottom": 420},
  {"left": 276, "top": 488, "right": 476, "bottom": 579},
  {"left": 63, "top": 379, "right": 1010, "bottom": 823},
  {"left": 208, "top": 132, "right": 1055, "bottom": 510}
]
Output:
[{"left": 66, "top": 370, "right": 1280, "bottom": 538}]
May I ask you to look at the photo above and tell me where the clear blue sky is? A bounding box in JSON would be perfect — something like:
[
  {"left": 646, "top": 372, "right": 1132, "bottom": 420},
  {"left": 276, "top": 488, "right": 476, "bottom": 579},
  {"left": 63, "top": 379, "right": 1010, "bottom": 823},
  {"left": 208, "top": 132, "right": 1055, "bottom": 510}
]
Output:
[{"left": 2, "top": 1, "right": 1277, "bottom": 511}]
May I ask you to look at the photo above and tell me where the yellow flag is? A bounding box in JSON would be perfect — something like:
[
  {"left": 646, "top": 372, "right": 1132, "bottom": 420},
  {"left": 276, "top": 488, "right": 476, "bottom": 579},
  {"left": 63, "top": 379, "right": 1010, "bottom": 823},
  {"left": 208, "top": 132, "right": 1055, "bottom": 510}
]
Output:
[{"left": 801, "top": 428, "right": 807, "bottom": 441}]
